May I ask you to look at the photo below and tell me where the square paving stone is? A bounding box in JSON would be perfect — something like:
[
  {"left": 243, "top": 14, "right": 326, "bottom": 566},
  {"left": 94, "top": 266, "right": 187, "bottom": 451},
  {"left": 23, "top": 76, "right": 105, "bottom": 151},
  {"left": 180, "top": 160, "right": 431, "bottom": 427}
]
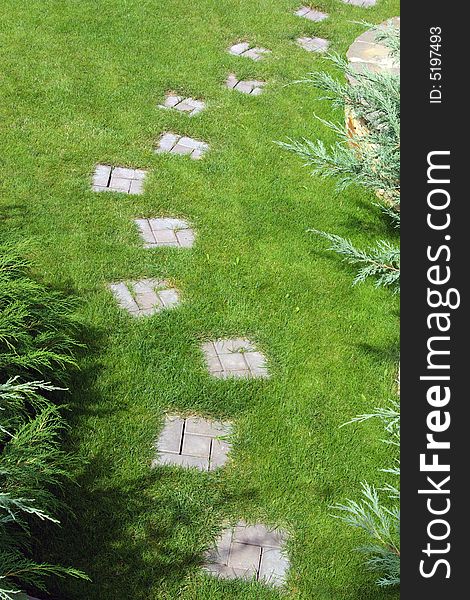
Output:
[
  {"left": 233, "top": 522, "right": 287, "bottom": 548},
  {"left": 226, "top": 74, "right": 266, "bottom": 95},
  {"left": 229, "top": 542, "right": 261, "bottom": 571},
  {"left": 203, "top": 522, "right": 289, "bottom": 587},
  {"left": 210, "top": 438, "right": 231, "bottom": 470},
  {"left": 297, "top": 36, "right": 329, "bottom": 53},
  {"left": 228, "top": 42, "right": 271, "bottom": 61},
  {"left": 109, "top": 279, "right": 180, "bottom": 317},
  {"left": 295, "top": 7, "right": 328, "bottom": 21},
  {"left": 343, "top": 0, "right": 376, "bottom": 5},
  {"left": 156, "top": 415, "right": 184, "bottom": 454},
  {"left": 202, "top": 338, "right": 269, "bottom": 379},
  {"left": 92, "top": 164, "right": 147, "bottom": 194},
  {"left": 152, "top": 415, "right": 232, "bottom": 471},
  {"left": 204, "top": 564, "right": 257, "bottom": 581},
  {"left": 159, "top": 93, "right": 206, "bottom": 116},
  {"left": 259, "top": 547, "right": 290, "bottom": 587},
  {"left": 156, "top": 132, "right": 209, "bottom": 159},
  {"left": 182, "top": 433, "right": 212, "bottom": 458},
  {"left": 184, "top": 416, "right": 229, "bottom": 437},
  {"left": 135, "top": 217, "right": 195, "bottom": 248}
]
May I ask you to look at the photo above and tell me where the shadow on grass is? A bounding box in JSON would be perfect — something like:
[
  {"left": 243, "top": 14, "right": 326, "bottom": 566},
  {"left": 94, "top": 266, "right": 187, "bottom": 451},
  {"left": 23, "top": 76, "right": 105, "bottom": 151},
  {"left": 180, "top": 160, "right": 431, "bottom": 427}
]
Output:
[
  {"left": 342, "top": 212, "right": 399, "bottom": 239},
  {"left": 358, "top": 341, "right": 400, "bottom": 366},
  {"left": 0, "top": 203, "right": 28, "bottom": 228},
  {"left": 32, "top": 450, "right": 261, "bottom": 600}
]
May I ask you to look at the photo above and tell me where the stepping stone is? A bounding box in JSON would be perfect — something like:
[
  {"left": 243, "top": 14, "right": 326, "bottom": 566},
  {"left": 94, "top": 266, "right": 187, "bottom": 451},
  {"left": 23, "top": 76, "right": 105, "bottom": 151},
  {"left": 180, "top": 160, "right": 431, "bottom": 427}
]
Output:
[
  {"left": 295, "top": 7, "right": 328, "bottom": 21},
  {"left": 297, "top": 36, "right": 329, "bottom": 53},
  {"left": 109, "top": 279, "right": 180, "bottom": 317},
  {"left": 343, "top": 0, "right": 377, "bottom": 8},
  {"left": 343, "top": 0, "right": 376, "bottom": 5},
  {"left": 228, "top": 42, "right": 271, "bottom": 61},
  {"left": 158, "top": 93, "right": 206, "bottom": 116},
  {"left": 156, "top": 132, "right": 209, "bottom": 159},
  {"left": 135, "top": 217, "right": 195, "bottom": 248},
  {"left": 152, "top": 415, "right": 232, "bottom": 471},
  {"left": 201, "top": 338, "right": 269, "bottom": 379},
  {"left": 226, "top": 74, "right": 266, "bottom": 96},
  {"left": 92, "top": 164, "right": 147, "bottom": 194},
  {"left": 203, "top": 522, "right": 289, "bottom": 587}
]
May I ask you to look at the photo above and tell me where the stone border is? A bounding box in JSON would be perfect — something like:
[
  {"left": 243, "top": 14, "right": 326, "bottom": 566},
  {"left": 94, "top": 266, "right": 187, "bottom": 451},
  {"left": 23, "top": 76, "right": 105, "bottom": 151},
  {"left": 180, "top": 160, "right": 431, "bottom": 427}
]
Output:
[
  {"left": 345, "top": 18, "right": 400, "bottom": 140},
  {"left": 346, "top": 17, "right": 400, "bottom": 78}
]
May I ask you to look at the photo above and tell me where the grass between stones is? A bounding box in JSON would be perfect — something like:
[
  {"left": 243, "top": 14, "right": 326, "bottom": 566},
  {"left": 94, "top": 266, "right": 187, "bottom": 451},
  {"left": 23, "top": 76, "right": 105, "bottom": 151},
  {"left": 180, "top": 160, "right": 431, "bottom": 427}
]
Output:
[{"left": 0, "top": 0, "right": 400, "bottom": 598}]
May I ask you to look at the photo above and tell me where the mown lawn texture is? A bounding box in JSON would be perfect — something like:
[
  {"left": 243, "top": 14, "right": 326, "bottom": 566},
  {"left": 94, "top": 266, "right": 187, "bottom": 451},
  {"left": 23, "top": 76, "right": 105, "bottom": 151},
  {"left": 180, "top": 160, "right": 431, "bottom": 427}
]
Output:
[{"left": 0, "top": 1, "right": 400, "bottom": 598}]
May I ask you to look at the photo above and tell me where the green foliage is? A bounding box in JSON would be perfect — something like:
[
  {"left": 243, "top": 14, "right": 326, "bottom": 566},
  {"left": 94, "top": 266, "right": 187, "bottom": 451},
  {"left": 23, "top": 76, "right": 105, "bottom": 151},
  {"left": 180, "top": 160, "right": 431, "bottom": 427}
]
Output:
[
  {"left": 0, "top": 247, "right": 87, "bottom": 599},
  {"left": 279, "top": 23, "right": 400, "bottom": 290},
  {"left": 372, "top": 20, "right": 400, "bottom": 60},
  {"left": 309, "top": 231, "right": 400, "bottom": 292},
  {"left": 0, "top": 244, "right": 80, "bottom": 380},
  {"left": 280, "top": 52, "right": 400, "bottom": 210},
  {"left": 333, "top": 402, "right": 400, "bottom": 587}
]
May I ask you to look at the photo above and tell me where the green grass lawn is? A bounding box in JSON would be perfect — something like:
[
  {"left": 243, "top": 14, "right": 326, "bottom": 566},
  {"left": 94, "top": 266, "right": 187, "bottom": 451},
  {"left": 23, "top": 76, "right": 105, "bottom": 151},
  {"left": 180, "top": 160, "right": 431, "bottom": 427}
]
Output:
[{"left": 1, "top": 0, "right": 400, "bottom": 598}]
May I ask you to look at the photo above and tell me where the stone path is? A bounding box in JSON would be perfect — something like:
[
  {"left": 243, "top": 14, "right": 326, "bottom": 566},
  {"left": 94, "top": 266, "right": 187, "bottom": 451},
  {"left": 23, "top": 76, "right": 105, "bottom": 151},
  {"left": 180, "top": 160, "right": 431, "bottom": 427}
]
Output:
[
  {"left": 84, "top": 3, "right": 389, "bottom": 595},
  {"left": 203, "top": 522, "right": 289, "bottom": 587},
  {"left": 295, "top": 7, "right": 328, "bottom": 21},
  {"left": 109, "top": 279, "right": 180, "bottom": 316},
  {"left": 156, "top": 132, "right": 209, "bottom": 159},
  {"left": 135, "top": 217, "right": 195, "bottom": 248},
  {"left": 92, "top": 165, "right": 147, "bottom": 194},
  {"left": 228, "top": 42, "right": 271, "bottom": 61},
  {"left": 159, "top": 93, "right": 206, "bottom": 116},
  {"left": 202, "top": 338, "right": 269, "bottom": 379},
  {"left": 153, "top": 415, "right": 232, "bottom": 471},
  {"left": 297, "top": 36, "right": 329, "bottom": 53},
  {"left": 226, "top": 74, "right": 266, "bottom": 96}
]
